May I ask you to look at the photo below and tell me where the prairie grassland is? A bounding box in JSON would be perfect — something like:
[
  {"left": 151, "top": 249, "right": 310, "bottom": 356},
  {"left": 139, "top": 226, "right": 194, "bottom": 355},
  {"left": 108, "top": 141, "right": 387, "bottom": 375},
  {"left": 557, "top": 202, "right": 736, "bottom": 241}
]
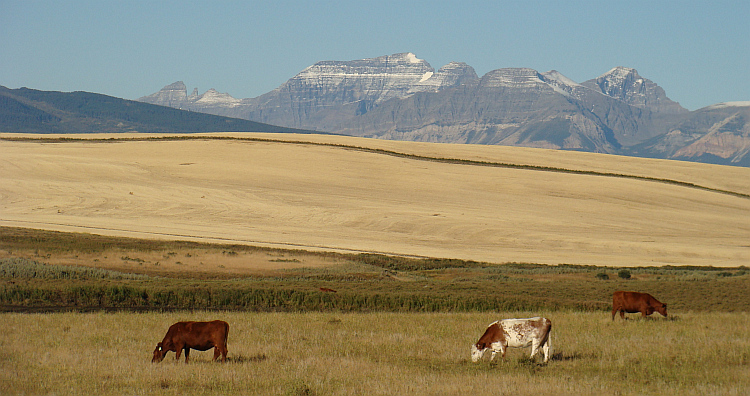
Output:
[
  {"left": 2, "top": 311, "right": 748, "bottom": 396},
  {"left": 2, "top": 228, "right": 749, "bottom": 313}
]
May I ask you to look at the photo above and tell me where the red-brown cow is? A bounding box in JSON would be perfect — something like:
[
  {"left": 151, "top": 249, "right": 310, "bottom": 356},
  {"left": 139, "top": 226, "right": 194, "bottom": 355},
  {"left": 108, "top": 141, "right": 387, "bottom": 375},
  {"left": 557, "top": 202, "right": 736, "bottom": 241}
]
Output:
[
  {"left": 152, "top": 320, "right": 229, "bottom": 363},
  {"left": 612, "top": 291, "right": 667, "bottom": 321}
]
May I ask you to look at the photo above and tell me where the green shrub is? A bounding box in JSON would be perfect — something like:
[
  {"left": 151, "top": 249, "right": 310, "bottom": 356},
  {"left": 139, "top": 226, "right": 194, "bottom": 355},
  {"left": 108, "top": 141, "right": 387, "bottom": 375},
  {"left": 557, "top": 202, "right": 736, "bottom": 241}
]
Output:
[{"left": 618, "top": 269, "right": 631, "bottom": 279}]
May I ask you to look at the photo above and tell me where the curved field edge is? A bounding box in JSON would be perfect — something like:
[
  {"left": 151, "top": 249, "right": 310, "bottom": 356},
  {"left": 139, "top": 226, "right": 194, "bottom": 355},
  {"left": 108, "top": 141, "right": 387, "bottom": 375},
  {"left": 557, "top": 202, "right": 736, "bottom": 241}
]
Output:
[{"left": 3, "top": 134, "right": 749, "bottom": 200}]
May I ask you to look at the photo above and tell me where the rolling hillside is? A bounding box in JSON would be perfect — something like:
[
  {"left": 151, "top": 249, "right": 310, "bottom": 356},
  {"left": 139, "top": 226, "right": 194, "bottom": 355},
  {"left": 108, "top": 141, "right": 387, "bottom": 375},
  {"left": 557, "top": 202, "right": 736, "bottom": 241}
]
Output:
[
  {"left": 2, "top": 132, "right": 749, "bottom": 267},
  {"left": 0, "top": 86, "right": 315, "bottom": 134}
]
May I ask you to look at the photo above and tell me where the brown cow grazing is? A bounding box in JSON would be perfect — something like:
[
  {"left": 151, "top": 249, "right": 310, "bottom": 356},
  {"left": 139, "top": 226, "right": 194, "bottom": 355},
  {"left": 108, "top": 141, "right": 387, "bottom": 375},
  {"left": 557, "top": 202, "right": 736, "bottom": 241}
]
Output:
[
  {"left": 612, "top": 291, "right": 667, "bottom": 321},
  {"left": 152, "top": 320, "right": 229, "bottom": 363}
]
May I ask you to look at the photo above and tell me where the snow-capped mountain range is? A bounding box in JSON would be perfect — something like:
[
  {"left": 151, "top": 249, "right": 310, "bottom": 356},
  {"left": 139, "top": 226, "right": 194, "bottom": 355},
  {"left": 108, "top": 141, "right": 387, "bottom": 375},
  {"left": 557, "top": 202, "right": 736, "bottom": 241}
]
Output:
[{"left": 139, "top": 53, "right": 750, "bottom": 166}]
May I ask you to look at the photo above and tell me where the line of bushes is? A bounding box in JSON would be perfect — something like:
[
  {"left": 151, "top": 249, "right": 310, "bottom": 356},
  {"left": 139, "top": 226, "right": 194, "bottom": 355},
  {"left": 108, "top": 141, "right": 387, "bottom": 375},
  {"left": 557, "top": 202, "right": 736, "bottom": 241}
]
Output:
[{"left": 0, "top": 284, "right": 607, "bottom": 313}]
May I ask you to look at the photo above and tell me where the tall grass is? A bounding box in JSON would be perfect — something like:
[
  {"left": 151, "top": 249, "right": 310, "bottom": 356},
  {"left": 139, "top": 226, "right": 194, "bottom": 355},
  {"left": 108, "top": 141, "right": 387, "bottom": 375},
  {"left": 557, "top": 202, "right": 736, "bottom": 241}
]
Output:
[
  {"left": 0, "top": 257, "right": 150, "bottom": 280},
  {"left": 2, "top": 256, "right": 749, "bottom": 312},
  {"left": 1, "top": 311, "right": 748, "bottom": 395}
]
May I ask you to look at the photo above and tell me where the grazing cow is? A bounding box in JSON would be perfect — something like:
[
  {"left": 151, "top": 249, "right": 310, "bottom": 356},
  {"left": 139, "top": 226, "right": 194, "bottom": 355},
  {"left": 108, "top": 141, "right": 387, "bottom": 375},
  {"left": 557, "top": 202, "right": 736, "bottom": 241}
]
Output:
[
  {"left": 471, "top": 317, "right": 552, "bottom": 363},
  {"left": 152, "top": 320, "right": 229, "bottom": 363},
  {"left": 612, "top": 291, "right": 667, "bottom": 321},
  {"left": 319, "top": 287, "right": 337, "bottom": 293}
]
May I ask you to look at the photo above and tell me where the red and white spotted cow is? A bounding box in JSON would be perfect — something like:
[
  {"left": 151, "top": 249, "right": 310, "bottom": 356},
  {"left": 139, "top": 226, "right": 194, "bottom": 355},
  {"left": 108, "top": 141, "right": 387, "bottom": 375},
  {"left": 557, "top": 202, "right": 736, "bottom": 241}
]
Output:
[{"left": 471, "top": 317, "right": 552, "bottom": 363}]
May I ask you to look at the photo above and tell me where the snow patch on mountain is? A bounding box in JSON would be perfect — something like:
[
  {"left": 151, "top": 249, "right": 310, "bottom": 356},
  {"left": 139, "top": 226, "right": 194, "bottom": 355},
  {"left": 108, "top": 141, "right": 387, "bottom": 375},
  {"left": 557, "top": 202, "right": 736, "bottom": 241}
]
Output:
[
  {"left": 280, "top": 52, "right": 435, "bottom": 104},
  {"left": 405, "top": 52, "right": 422, "bottom": 64},
  {"left": 419, "top": 72, "right": 434, "bottom": 82},
  {"left": 409, "top": 62, "right": 479, "bottom": 93},
  {"left": 540, "top": 70, "right": 582, "bottom": 98},
  {"left": 480, "top": 68, "right": 546, "bottom": 88},
  {"left": 706, "top": 101, "right": 750, "bottom": 109},
  {"left": 195, "top": 89, "right": 242, "bottom": 106}
]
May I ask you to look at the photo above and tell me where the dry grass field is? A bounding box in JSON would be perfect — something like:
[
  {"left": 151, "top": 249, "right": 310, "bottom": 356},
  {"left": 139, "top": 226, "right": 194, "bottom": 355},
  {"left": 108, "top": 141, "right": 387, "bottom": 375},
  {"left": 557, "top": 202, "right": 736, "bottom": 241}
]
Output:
[
  {"left": 2, "top": 311, "right": 748, "bottom": 396},
  {"left": 2, "top": 132, "right": 750, "bottom": 268}
]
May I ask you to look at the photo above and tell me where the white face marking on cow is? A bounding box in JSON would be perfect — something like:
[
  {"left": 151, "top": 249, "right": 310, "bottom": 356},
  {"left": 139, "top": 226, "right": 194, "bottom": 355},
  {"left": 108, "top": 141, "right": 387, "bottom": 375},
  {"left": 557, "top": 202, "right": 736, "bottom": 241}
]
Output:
[{"left": 470, "top": 344, "right": 485, "bottom": 362}]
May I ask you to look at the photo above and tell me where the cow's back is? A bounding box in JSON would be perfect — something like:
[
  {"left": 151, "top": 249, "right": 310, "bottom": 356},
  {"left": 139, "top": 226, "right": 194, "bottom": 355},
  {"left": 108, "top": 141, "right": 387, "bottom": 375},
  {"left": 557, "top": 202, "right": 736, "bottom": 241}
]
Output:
[
  {"left": 166, "top": 321, "right": 228, "bottom": 346},
  {"left": 185, "top": 320, "right": 228, "bottom": 344},
  {"left": 612, "top": 291, "right": 667, "bottom": 319},
  {"left": 613, "top": 291, "right": 645, "bottom": 309},
  {"left": 499, "top": 317, "right": 551, "bottom": 347}
]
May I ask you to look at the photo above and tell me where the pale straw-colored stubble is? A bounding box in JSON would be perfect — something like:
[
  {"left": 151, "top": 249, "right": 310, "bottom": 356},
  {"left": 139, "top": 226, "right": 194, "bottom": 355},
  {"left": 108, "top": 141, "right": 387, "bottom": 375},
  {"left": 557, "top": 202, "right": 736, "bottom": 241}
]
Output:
[
  {"left": 2, "top": 133, "right": 750, "bottom": 268},
  {"left": 11, "top": 248, "right": 351, "bottom": 277}
]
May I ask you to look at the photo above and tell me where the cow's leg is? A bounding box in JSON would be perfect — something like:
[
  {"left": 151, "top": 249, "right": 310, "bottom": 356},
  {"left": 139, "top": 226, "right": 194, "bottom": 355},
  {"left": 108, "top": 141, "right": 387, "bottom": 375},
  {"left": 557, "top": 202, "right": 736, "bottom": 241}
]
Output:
[
  {"left": 619, "top": 310, "right": 626, "bottom": 320},
  {"left": 213, "top": 347, "right": 221, "bottom": 361},
  {"left": 174, "top": 345, "right": 183, "bottom": 362},
  {"left": 530, "top": 340, "right": 540, "bottom": 360},
  {"left": 489, "top": 344, "right": 505, "bottom": 361},
  {"left": 542, "top": 335, "right": 551, "bottom": 363},
  {"left": 220, "top": 342, "right": 228, "bottom": 362},
  {"left": 184, "top": 347, "right": 190, "bottom": 363},
  {"left": 612, "top": 307, "right": 617, "bottom": 321}
]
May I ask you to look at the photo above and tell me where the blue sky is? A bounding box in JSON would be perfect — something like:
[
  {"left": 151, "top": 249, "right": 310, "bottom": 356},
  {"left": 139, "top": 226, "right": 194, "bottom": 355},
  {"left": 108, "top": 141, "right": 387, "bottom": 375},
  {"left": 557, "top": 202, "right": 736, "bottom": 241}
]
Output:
[{"left": 1, "top": 0, "right": 748, "bottom": 111}]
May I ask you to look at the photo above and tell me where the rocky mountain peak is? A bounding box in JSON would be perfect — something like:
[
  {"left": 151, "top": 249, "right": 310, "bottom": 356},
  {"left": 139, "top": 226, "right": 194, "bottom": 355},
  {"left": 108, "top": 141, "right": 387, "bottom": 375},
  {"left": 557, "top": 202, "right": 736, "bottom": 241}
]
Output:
[
  {"left": 139, "top": 81, "right": 188, "bottom": 106},
  {"left": 195, "top": 89, "right": 241, "bottom": 106},
  {"left": 136, "top": 53, "right": 750, "bottom": 165},
  {"left": 188, "top": 88, "right": 199, "bottom": 101},
  {"left": 410, "top": 62, "right": 479, "bottom": 93},
  {"left": 582, "top": 67, "right": 686, "bottom": 113},
  {"left": 588, "top": 67, "right": 642, "bottom": 99},
  {"left": 279, "top": 52, "right": 436, "bottom": 105}
]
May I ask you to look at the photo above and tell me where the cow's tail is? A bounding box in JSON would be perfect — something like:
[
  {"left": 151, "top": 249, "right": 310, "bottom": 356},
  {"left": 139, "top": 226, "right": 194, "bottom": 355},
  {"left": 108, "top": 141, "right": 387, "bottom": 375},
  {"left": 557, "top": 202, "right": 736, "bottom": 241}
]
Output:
[
  {"left": 548, "top": 327, "right": 552, "bottom": 357},
  {"left": 224, "top": 321, "right": 230, "bottom": 350}
]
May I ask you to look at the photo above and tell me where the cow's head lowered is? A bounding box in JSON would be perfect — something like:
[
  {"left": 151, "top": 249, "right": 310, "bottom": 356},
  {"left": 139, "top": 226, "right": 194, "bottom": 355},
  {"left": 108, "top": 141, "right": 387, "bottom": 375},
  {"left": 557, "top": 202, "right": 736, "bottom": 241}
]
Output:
[
  {"left": 471, "top": 343, "right": 489, "bottom": 362},
  {"left": 470, "top": 322, "right": 502, "bottom": 362},
  {"left": 655, "top": 303, "right": 668, "bottom": 317},
  {"left": 152, "top": 342, "right": 168, "bottom": 363}
]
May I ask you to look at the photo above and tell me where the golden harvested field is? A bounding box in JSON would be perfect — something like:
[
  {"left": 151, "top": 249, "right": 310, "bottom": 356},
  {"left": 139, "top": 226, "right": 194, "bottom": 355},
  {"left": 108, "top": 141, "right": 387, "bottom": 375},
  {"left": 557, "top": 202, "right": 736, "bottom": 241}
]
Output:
[{"left": 2, "top": 132, "right": 750, "bottom": 268}]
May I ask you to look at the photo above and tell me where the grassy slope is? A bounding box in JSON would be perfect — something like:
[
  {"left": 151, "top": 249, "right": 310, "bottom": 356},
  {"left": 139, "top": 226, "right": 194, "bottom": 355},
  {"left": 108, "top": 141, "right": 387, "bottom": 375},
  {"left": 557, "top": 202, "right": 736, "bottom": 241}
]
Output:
[{"left": 0, "top": 87, "right": 315, "bottom": 134}]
